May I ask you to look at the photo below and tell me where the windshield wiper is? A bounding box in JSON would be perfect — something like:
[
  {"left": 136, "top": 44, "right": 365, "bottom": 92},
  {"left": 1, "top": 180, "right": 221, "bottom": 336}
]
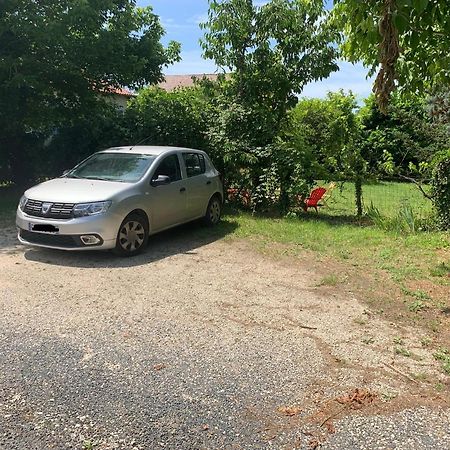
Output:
[{"left": 85, "top": 176, "right": 113, "bottom": 181}]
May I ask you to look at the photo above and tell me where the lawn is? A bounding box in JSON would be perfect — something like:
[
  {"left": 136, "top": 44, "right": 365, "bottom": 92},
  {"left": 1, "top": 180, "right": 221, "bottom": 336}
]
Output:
[
  {"left": 217, "top": 181, "right": 448, "bottom": 346},
  {"left": 316, "top": 180, "right": 433, "bottom": 218},
  {"left": 226, "top": 210, "right": 448, "bottom": 286},
  {"left": 219, "top": 186, "right": 449, "bottom": 343}
]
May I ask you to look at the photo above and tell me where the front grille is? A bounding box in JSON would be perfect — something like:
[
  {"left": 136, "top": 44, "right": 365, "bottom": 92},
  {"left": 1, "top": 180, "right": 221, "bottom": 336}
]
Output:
[
  {"left": 24, "top": 199, "right": 74, "bottom": 219},
  {"left": 19, "top": 229, "right": 82, "bottom": 248}
]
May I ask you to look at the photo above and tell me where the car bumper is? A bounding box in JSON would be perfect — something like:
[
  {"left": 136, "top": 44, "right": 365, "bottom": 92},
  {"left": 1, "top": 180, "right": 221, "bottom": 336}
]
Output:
[{"left": 16, "top": 209, "right": 118, "bottom": 251}]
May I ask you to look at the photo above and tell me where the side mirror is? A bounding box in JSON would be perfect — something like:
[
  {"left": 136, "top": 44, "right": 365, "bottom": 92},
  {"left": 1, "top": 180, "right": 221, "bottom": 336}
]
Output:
[{"left": 151, "top": 175, "right": 171, "bottom": 187}]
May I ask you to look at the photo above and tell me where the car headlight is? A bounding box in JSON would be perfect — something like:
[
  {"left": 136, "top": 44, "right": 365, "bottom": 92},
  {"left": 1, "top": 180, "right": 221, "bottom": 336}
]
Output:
[
  {"left": 73, "top": 201, "right": 112, "bottom": 217},
  {"left": 18, "top": 195, "right": 28, "bottom": 211}
]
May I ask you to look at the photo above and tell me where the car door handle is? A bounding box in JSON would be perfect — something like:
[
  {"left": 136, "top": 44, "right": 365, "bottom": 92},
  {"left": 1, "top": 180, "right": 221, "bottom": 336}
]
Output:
[
  {"left": 180, "top": 187, "right": 186, "bottom": 192},
  {"left": 206, "top": 181, "right": 212, "bottom": 185}
]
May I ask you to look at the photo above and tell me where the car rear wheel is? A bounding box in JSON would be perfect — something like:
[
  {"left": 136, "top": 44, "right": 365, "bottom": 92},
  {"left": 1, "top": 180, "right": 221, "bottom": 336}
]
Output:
[
  {"left": 204, "top": 195, "right": 222, "bottom": 226},
  {"left": 114, "top": 213, "right": 148, "bottom": 256}
]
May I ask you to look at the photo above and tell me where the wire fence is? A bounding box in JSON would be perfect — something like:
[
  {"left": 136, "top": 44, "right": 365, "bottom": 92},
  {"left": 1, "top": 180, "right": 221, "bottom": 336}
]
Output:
[
  {"left": 311, "top": 179, "right": 433, "bottom": 219},
  {"left": 227, "top": 178, "right": 433, "bottom": 222}
]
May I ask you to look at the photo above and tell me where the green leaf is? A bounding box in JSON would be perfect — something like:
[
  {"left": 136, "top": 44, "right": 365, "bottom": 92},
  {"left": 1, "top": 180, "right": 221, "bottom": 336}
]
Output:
[
  {"left": 413, "top": 0, "right": 429, "bottom": 13},
  {"left": 394, "top": 13, "right": 409, "bottom": 34}
]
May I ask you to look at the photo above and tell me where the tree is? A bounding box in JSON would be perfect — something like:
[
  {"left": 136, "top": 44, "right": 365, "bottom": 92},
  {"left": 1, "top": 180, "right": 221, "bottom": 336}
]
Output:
[
  {"left": 332, "top": 0, "right": 450, "bottom": 112},
  {"left": 200, "top": 0, "right": 339, "bottom": 208},
  {"left": 0, "top": 0, "right": 180, "bottom": 183},
  {"left": 201, "top": 0, "right": 338, "bottom": 120},
  {"left": 281, "top": 91, "right": 363, "bottom": 213},
  {"left": 358, "top": 94, "right": 450, "bottom": 176}
]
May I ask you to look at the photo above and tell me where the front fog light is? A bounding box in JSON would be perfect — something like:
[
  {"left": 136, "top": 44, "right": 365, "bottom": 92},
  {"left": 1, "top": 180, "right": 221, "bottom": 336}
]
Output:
[{"left": 80, "top": 235, "right": 101, "bottom": 245}]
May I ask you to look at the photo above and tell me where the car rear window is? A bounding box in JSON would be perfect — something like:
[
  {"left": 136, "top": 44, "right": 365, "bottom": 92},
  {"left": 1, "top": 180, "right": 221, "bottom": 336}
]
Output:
[{"left": 183, "top": 153, "right": 206, "bottom": 178}]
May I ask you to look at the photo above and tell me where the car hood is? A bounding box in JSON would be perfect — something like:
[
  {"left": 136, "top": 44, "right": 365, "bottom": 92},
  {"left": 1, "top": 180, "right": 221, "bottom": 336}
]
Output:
[{"left": 25, "top": 178, "right": 132, "bottom": 203}]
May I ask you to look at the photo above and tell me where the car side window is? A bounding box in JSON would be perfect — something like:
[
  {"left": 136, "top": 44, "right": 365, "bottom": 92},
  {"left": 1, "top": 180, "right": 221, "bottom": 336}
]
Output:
[
  {"left": 183, "top": 153, "right": 206, "bottom": 178},
  {"left": 152, "top": 154, "right": 181, "bottom": 182}
]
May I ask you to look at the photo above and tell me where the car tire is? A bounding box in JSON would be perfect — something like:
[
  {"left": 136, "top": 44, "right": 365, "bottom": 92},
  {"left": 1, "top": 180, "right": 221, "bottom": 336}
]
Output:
[
  {"left": 204, "top": 195, "right": 222, "bottom": 226},
  {"left": 113, "top": 213, "right": 149, "bottom": 257}
]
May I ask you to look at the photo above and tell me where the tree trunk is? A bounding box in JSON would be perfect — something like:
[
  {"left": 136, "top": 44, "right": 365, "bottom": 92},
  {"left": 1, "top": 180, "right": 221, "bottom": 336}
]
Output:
[{"left": 355, "top": 176, "right": 363, "bottom": 217}]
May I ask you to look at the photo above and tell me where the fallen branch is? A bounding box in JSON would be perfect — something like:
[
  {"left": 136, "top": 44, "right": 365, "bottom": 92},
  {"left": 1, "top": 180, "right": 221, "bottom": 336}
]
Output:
[
  {"left": 298, "top": 324, "right": 318, "bottom": 330},
  {"left": 383, "top": 362, "right": 419, "bottom": 384}
]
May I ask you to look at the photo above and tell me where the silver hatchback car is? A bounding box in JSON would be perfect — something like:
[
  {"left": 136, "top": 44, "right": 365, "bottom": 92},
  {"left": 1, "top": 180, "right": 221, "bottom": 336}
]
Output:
[{"left": 16, "top": 146, "right": 223, "bottom": 256}]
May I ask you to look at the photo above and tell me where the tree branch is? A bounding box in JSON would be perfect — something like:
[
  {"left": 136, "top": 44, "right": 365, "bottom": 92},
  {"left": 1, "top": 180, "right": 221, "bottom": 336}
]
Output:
[{"left": 399, "top": 175, "right": 434, "bottom": 201}]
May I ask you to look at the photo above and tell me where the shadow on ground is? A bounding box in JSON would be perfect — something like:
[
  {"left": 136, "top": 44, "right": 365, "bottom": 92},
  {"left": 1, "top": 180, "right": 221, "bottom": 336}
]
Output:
[
  {"left": 227, "top": 205, "right": 371, "bottom": 228},
  {"left": 23, "top": 219, "right": 239, "bottom": 269},
  {"left": 297, "top": 212, "right": 372, "bottom": 227}
]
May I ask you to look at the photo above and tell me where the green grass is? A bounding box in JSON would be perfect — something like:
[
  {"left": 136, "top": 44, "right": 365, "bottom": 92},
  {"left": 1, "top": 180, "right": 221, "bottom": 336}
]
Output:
[
  {"left": 225, "top": 210, "right": 448, "bottom": 283},
  {"left": 222, "top": 180, "right": 447, "bottom": 288},
  {"left": 395, "top": 346, "right": 412, "bottom": 357},
  {"left": 317, "top": 274, "right": 340, "bottom": 286},
  {"left": 321, "top": 181, "right": 432, "bottom": 219}
]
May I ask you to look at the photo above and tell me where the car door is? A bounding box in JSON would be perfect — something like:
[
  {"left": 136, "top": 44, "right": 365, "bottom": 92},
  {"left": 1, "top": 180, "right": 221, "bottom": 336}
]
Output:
[
  {"left": 149, "top": 153, "right": 187, "bottom": 231},
  {"left": 182, "top": 152, "right": 212, "bottom": 219}
]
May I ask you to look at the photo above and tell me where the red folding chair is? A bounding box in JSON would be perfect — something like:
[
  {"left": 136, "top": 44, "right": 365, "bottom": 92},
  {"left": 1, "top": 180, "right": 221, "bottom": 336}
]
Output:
[{"left": 302, "top": 187, "right": 327, "bottom": 212}]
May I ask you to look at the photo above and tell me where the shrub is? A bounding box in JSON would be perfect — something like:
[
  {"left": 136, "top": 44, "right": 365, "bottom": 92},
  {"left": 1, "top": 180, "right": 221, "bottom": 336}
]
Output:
[
  {"left": 366, "top": 201, "right": 427, "bottom": 234},
  {"left": 431, "top": 150, "right": 450, "bottom": 230}
]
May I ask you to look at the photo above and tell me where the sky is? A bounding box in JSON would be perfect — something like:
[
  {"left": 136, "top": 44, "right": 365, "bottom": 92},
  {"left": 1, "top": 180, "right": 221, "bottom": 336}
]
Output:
[{"left": 137, "top": 0, "right": 374, "bottom": 100}]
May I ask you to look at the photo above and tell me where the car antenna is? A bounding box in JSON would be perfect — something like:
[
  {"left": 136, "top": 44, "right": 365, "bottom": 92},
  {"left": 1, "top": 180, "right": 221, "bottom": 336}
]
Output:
[{"left": 129, "top": 135, "right": 153, "bottom": 151}]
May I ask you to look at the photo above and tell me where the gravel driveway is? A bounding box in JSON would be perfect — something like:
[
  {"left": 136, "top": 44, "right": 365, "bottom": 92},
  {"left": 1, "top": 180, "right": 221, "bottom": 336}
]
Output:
[{"left": 0, "top": 222, "right": 449, "bottom": 450}]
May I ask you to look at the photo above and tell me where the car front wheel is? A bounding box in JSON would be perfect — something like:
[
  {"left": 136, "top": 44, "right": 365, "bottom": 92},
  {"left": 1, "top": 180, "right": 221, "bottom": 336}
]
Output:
[{"left": 114, "top": 213, "right": 148, "bottom": 256}]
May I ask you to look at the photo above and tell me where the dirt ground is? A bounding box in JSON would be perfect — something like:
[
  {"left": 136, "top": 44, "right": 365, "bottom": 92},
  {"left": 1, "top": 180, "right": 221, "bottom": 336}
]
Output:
[{"left": 0, "top": 222, "right": 449, "bottom": 450}]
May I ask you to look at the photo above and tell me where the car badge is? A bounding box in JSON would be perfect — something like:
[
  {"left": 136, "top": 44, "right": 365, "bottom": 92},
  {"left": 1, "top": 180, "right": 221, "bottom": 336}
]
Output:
[{"left": 41, "top": 202, "right": 53, "bottom": 215}]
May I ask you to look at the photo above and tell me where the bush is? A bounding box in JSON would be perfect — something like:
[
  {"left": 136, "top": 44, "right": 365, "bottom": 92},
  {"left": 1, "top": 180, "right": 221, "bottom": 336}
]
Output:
[
  {"left": 37, "top": 105, "right": 130, "bottom": 180},
  {"left": 431, "top": 151, "right": 450, "bottom": 230},
  {"left": 128, "top": 86, "right": 211, "bottom": 151}
]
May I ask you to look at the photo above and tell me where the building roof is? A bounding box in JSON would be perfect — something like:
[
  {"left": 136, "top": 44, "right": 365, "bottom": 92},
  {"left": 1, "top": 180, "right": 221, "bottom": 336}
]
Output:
[
  {"left": 157, "top": 74, "right": 220, "bottom": 91},
  {"left": 106, "top": 86, "right": 136, "bottom": 97}
]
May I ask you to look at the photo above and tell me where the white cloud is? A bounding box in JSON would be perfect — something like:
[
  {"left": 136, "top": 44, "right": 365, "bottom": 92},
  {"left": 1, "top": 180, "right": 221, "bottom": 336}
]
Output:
[
  {"left": 160, "top": 17, "right": 195, "bottom": 31},
  {"left": 189, "top": 13, "right": 208, "bottom": 25}
]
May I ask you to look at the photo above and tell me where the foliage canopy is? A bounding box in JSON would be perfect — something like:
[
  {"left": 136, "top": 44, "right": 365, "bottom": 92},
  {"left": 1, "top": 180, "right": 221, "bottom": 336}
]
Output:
[
  {"left": 0, "top": 0, "right": 180, "bottom": 182},
  {"left": 332, "top": 0, "right": 450, "bottom": 111},
  {"left": 201, "top": 0, "right": 339, "bottom": 116}
]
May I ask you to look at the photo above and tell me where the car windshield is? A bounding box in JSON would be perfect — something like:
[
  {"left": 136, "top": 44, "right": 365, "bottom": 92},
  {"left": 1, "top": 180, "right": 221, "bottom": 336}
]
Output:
[{"left": 66, "top": 153, "right": 156, "bottom": 182}]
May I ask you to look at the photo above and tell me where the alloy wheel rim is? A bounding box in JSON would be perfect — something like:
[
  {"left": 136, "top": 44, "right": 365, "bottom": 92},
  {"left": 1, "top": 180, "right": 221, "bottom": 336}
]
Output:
[
  {"left": 209, "top": 200, "right": 221, "bottom": 224},
  {"left": 119, "top": 221, "right": 145, "bottom": 252}
]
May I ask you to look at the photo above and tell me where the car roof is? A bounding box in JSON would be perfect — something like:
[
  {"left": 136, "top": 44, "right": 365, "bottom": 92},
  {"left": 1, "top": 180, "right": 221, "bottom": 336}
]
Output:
[{"left": 100, "top": 145, "right": 204, "bottom": 156}]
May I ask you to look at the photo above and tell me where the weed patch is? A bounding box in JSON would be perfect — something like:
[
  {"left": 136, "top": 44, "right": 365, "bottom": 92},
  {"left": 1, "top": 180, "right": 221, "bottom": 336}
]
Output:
[{"left": 433, "top": 348, "right": 450, "bottom": 375}]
